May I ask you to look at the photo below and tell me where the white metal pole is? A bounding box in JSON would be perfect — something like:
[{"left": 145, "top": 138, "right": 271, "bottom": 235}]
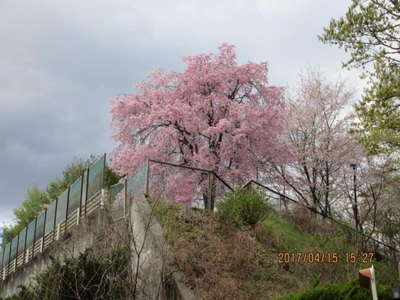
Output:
[{"left": 370, "top": 265, "right": 378, "bottom": 300}]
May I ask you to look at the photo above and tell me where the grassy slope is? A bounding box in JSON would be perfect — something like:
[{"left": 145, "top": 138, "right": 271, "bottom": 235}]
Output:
[{"left": 151, "top": 200, "right": 395, "bottom": 299}]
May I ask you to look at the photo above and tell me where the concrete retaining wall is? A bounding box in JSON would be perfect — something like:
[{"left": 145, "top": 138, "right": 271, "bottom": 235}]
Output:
[{"left": 0, "top": 212, "right": 98, "bottom": 299}]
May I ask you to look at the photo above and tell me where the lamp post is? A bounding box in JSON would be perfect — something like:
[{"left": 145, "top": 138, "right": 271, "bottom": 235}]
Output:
[{"left": 350, "top": 163, "right": 359, "bottom": 231}]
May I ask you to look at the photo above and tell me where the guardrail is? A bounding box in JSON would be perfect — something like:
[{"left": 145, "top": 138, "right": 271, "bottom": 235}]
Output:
[{"left": 0, "top": 154, "right": 107, "bottom": 282}]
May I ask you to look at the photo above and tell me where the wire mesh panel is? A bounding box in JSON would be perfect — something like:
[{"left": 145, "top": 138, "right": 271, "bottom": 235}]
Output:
[
  {"left": 3, "top": 243, "right": 10, "bottom": 267},
  {"left": 26, "top": 219, "right": 37, "bottom": 248},
  {"left": 87, "top": 156, "right": 105, "bottom": 201},
  {"left": 45, "top": 200, "right": 57, "bottom": 235},
  {"left": 110, "top": 182, "right": 125, "bottom": 219},
  {"left": 17, "top": 228, "right": 27, "bottom": 255},
  {"left": 35, "top": 211, "right": 46, "bottom": 241},
  {"left": 55, "top": 189, "right": 69, "bottom": 226},
  {"left": 126, "top": 163, "right": 147, "bottom": 200},
  {"left": 9, "top": 236, "right": 18, "bottom": 261},
  {"left": 111, "top": 183, "right": 124, "bottom": 199},
  {"left": 68, "top": 176, "right": 82, "bottom": 214}
]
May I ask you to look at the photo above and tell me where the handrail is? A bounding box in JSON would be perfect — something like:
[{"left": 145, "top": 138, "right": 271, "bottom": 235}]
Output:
[
  {"left": 148, "top": 159, "right": 233, "bottom": 191},
  {"left": 243, "top": 179, "right": 400, "bottom": 255}
]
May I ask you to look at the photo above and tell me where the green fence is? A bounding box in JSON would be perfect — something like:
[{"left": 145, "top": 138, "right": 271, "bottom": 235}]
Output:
[{"left": 0, "top": 155, "right": 106, "bottom": 281}]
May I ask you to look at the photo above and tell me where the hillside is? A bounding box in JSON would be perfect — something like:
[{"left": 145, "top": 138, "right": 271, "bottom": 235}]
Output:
[
  {"left": 151, "top": 192, "right": 395, "bottom": 299},
  {"left": 2, "top": 187, "right": 396, "bottom": 300}
]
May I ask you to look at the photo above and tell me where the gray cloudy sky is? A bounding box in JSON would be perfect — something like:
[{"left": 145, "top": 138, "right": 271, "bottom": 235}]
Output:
[{"left": 0, "top": 0, "right": 362, "bottom": 226}]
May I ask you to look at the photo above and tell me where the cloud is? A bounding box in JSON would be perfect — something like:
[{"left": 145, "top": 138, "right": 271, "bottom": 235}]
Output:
[{"left": 0, "top": 0, "right": 359, "bottom": 225}]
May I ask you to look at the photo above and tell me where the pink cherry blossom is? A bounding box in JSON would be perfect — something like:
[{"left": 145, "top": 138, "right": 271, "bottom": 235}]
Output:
[{"left": 110, "top": 44, "right": 289, "bottom": 201}]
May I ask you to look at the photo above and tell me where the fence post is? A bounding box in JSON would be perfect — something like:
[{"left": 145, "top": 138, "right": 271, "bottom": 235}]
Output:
[
  {"left": 85, "top": 167, "right": 90, "bottom": 216},
  {"left": 77, "top": 207, "right": 80, "bottom": 225},
  {"left": 65, "top": 187, "right": 70, "bottom": 234},
  {"left": 56, "top": 224, "right": 61, "bottom": 241},
  {"left": 25, "top": 248, "right": 29, "bottom": 264},
  {"left": 41, "top": 210, "right": 47, "bottom": 253},
  {"left": 40, "top": 237, "right": 44, "bottom": 253},
  {"left": 97, "top": 188, "right": 106, "bottom": 229},
  {"left": 100, "top": 189, "right": 105, "bottom": 209}
]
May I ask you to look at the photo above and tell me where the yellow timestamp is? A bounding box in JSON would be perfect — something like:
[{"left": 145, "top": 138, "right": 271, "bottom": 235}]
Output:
[{"left": 277, "top": 252, "right": 375, "bottom": 264}]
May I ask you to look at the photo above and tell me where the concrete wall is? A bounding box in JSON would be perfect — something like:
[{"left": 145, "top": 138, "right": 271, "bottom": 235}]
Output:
[
  {"left": 0, "top": 212, "right": 98, "bottom": 299},
  {"left": 126, "top": 163, "right": 196, "bottom": 300}
]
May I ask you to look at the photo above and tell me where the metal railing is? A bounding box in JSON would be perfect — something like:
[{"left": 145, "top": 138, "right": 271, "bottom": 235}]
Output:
[
  {"left": 145, "top": 159, "right": 233, "bottom": 210},
  {"left": 4, "top": 157, "right": 397, "bottom": 286},
  {"left": 243, "top": 179, "right": 400, "bottom": 260}
]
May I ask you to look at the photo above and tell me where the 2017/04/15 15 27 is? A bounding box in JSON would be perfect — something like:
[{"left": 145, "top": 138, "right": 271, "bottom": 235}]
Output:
[{"left": 277, "top": 252, "right": 375, "bottom": 264}]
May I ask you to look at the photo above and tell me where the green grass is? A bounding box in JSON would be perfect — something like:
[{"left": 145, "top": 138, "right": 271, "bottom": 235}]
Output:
[
  {"left": 262, "top": 212, "right": 310, "bottom": 251},
  {"left": 149, "top": 198, "right": 397, "bottom": 299},
  {"left": 278, "top": 280, "right": 393, "bottom": 300}
]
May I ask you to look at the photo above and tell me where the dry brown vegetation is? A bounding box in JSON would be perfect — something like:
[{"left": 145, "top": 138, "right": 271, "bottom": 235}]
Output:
[{"left": 152, "top": 200, "right": 396, "bottom": 300}]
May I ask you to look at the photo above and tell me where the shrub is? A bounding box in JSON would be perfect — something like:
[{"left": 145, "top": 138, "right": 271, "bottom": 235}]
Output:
[
  {"left": 279, "top": 280, "right": 392, "bottom": 300},
  {"left": 5, "top": 247, "right": 131, "bottom": 300},
  {"left": 217, "top": 188, "right": 269, "bottom": 228}
]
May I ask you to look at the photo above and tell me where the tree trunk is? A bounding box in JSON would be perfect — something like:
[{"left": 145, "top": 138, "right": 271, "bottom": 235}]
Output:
[{"left": 203, "top": 173, "right": 216, "bottom": 211}]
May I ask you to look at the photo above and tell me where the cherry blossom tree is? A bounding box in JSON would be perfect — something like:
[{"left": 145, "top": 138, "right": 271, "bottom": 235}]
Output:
[
  {"left": 340, "top": 158, "right": 393, "bottom": 234},
  {"left": 110, "top": 44, "right": 289, "bottom": 207},
  {"left": 267, "top": 71, "right": 362, "bottom": 217}
]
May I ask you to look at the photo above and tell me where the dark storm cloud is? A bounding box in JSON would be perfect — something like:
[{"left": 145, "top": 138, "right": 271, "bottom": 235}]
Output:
[{"left": 0, "top": 0, "right": 360, "bottom": 225}]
